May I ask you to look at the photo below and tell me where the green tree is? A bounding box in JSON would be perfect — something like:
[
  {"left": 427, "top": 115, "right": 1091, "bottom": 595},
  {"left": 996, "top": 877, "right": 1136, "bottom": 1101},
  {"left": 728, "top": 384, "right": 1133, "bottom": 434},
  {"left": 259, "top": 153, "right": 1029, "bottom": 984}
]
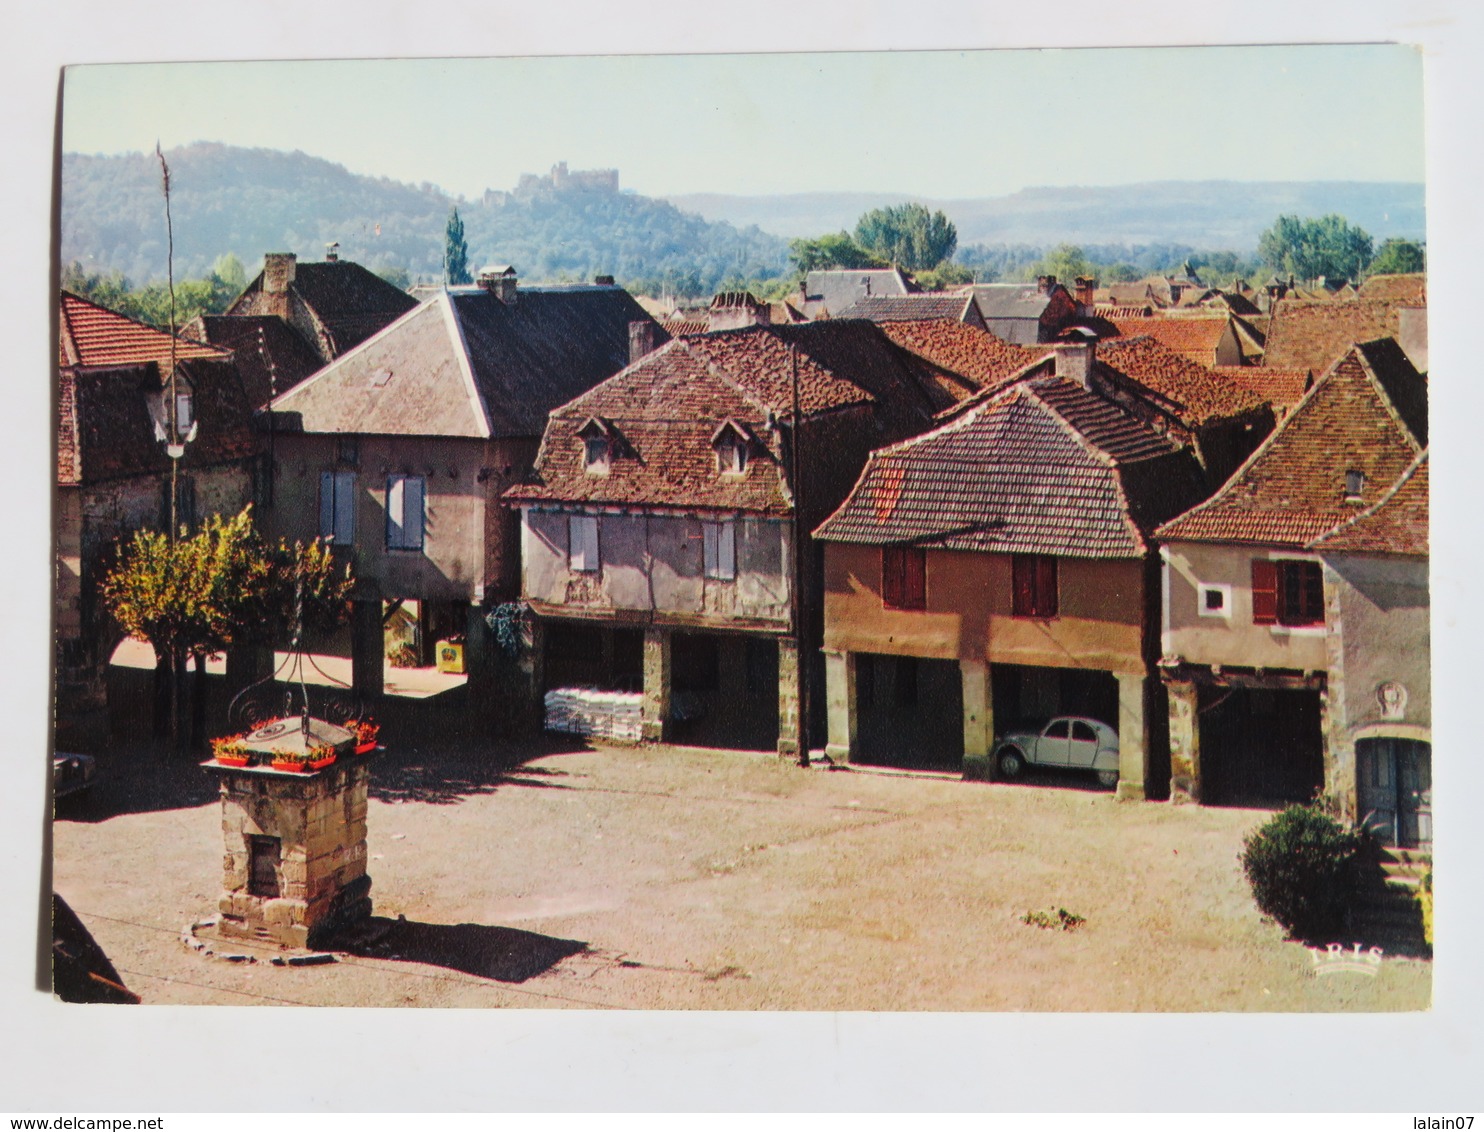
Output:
[
  {"left": 102, "top": 506, "right": 353, "bottom": 749},
  {"left": 1258, "top": 214, "right": 1374, "bottom": 284},
  {"left": 915, "top": 262, "right": 975, "bottom": 291},
  {"left": 1367, "top": 237, "right": 1425, "bottom": 276},
  {"left": 445, "top": 206, "right": 472, "bottom": 285},
  {"left": 853, "top": 203, "right": 958, "bottom": 272},
  {"left": 1026, "top": 243, "right": 1095, "bottom": 284},
  {"left": 211, "top": 252, "right": 247, "bottom": 298},
  {"left": 787, "top": 231, "right": 888, "bottom": 274},
  {"left": 375, "top": 264, "right": 412, "bottom": 291}
]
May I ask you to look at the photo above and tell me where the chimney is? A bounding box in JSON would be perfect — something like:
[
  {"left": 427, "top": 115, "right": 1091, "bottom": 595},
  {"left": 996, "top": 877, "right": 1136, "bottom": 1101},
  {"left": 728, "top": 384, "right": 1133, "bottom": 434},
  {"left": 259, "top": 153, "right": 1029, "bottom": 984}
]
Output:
[
  {"left": 706, "top": 291, "right": 770, "bottom": 332},
  {"left": 1074, "top": 276, "right": 1097, "bottom": 315},
  {"left": 1037, "top": 274, "right": 1056, "bottom": 296},
  {"left": 262, "top": 253, "right": 297, "bottom": 319},
  {"left": 629, "top": 320, "right": 657, "bottom": 364},
  {"left": 1053, "top": 339, "right": 1095, "bottom": 389},
  {"left": 478, "top": 265, "right": 518, "bottom": 304},
  {"left": 324, "top": 241, "right": 340, "bottom": 263},
  {"left": 594, "top": 274, "right": 615, "bottom": 286}
]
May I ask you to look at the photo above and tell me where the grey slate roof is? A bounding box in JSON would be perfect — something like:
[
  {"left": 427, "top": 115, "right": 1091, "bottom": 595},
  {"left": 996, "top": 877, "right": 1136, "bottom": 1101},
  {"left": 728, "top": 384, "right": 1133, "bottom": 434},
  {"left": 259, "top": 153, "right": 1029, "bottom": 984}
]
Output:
[
  {"left": 832, "top": 293, "right": 979, "bottom": 325},
  {"left": 814, "top": 377, "right": 1206, "bottom": 558},
  {"left": 971, "top": 283, "right": 1053, "bottom": 320},
  {"left": 803, "top": 269, "right": 915, "bottom": 317},
  {"left": 269, "top": 285, "right": 669, "bottom": 439}
]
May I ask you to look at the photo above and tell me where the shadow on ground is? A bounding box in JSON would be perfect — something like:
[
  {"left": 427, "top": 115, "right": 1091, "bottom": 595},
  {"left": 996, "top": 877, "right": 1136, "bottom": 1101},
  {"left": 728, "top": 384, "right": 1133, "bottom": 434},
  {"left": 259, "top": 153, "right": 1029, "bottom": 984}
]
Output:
[{"left": 339, "top": 917, "right": 587, "bottom": 983}]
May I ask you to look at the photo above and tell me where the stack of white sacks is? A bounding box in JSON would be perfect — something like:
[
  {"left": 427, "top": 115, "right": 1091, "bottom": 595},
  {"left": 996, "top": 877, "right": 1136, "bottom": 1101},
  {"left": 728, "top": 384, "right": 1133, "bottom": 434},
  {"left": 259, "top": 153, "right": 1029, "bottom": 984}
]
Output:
[{"left": 544, "top": 687, "right": 644, "bottom": 742}]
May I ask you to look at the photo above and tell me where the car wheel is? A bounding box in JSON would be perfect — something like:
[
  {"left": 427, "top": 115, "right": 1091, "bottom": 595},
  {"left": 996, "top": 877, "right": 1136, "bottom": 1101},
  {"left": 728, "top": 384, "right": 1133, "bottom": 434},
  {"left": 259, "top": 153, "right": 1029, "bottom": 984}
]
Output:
[
  {"left": 997, "top": 747, "right": 1025, "bottom": 779},
  {"left": 1096, "top": 768, "right": 1119, "bottom": 789}
]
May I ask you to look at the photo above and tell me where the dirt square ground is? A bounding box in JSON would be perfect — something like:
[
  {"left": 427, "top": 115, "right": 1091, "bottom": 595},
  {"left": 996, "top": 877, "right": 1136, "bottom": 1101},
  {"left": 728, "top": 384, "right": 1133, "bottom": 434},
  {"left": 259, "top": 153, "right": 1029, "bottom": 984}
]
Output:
[{"left": 52, "top": 731, "right": 1430, "bottom": 1012}]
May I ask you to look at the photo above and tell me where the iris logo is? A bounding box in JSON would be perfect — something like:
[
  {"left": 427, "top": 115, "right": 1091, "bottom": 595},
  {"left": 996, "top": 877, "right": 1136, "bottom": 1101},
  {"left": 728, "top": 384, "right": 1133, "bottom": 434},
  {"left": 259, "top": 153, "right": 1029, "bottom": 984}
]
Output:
[{"left": 1309, "top": 942, "right": 1384, "bottom": 977}]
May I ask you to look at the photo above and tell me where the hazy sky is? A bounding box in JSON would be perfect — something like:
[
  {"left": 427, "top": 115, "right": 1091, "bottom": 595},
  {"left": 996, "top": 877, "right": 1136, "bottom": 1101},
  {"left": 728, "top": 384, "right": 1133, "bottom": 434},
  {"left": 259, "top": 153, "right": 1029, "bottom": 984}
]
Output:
[{"left": 62, "top": 45, "right": 1425, "bottom": 200}]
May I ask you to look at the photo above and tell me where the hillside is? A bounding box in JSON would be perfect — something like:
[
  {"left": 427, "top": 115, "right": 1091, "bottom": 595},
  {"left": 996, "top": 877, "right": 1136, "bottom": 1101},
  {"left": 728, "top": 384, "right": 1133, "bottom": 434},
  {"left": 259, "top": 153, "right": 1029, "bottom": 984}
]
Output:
[
  {"left": 60, "top": 144, "right": 792, "bottom": 295},
  {"left": 666, "top": 181, "right": 1427, "bottom": 248}
]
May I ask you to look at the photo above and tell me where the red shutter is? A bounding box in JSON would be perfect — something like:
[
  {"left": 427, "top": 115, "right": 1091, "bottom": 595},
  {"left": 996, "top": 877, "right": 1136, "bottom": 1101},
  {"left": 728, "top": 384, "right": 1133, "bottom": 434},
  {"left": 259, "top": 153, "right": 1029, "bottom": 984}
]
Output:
[
  {"left": 1037, "top": 556, "right": 1059, "bottom": 618},
  {"left": 905, "top": 548, "right": 926, "bottom": 610},
  {"left": 1013, "top": 555, "right": 1035, "bottom": 617},
  {"left": 1251, "top": 560, "right": 1279, "bottom": 624},
  {"left": 882, "top": 548, "right": 904, "bottom": 608}
]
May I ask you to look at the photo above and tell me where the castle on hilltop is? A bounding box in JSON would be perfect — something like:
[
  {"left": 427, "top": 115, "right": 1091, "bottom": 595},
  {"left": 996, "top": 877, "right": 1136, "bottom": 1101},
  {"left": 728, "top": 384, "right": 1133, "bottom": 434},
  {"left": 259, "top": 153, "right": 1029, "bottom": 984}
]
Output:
[{"left": 512, "top": 161, "right": 619, "bottom": 198}]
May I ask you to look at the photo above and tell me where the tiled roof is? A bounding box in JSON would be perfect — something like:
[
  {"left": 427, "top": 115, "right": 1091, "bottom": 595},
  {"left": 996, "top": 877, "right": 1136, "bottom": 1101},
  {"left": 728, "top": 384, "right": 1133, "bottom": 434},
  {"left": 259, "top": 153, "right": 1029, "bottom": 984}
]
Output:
[
  {"left": 1203, "top": 291, "right": 1262, "bottom": 316},
  {"left": 1262, "top": 298, "right": 1408, "bottom": 373},
  {"left": 58, "top": 357, "right": 259, "bottom": 486},
  {"left": 1157, "top": 340, "right": 1426, "bottom": 546},
  {"left": 813, "top": 381, "right": 1206, "bottom": 558},
  {"left": 229, "top": 260, "right": 418, "bottom": 357},
  {"left": 271, "top": 286, "right": 670, "bottom": 439},
  {"left": 1110, "top": 315, "right": 1232, "bottom": 367},
  {"left": 59, "top": 291, "right": 226, "bottom": 371},
  {"left": 505, "top": 340, "right": 793, "bottom": 514},
  {"left": 874, "top": 320, "right": 1048, "bottom": 400},
  {"left": 663, "top": 316, "right": 709, "bottom": 337},
  {"left": 832, "top": 293, "right": 977, "bottom": 324},
  {"left": 1096, "top": 336, "right": 1266, "bottom": 424},
  {"left": 1211, "top": 365, "right": 1312, "bottom": 409},
  {"left": 190, "top": 314, "right": 325, "bottom": 410},
  {"left": 1357, "top": 273, "right": 1426, "bottom": 304},
  {"left": 1095, "top": 304, "right": 1154, "bottom": 320},
  {"left": 508, "top": 321, "right": 941, "bottom": 513},
  {"left": 1310, "top": 451, "right": 1428, "bottom": 556}
]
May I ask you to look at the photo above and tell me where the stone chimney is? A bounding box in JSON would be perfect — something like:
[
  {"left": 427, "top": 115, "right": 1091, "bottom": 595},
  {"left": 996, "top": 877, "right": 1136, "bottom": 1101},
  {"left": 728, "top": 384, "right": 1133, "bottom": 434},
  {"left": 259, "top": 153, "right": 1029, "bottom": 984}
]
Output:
[
  {"left": 629, "top": 320, "right": 658, "bottom": 364},
  {"left": 1037, "top": 274, "right": 1056, "bottom": 296},
  {"left": 1074, "top": 276, "right": 1096, "bottom": 315},
  {"left": 594, "top": 274, "right": 615, "bottom": 286},
  {"left": 478, "top": 264, "right": 518, "bottom": 304},
  {"left": 324, "top": 242, "right": 340, "bottom": 263},
  {"left": 1053, "top": 339, "right": 1096, "bottom": 389},
  {"left": 262, "top": 253, "right": 297, "bottom": 319},
  {"left": 707, "top": 291, "right": 771, "bottom": 332}
]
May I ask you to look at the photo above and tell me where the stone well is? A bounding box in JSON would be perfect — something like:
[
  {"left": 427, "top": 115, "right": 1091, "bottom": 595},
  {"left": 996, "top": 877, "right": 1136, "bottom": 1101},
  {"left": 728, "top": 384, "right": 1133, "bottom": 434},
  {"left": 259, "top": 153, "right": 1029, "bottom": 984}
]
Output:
[{"left": 207, "top": 717, "right": 373, "bottom": 949}]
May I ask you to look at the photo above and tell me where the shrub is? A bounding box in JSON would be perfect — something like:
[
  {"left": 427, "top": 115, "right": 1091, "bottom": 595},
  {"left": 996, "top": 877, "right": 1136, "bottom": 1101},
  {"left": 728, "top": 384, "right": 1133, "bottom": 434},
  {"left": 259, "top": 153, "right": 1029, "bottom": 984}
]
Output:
[
  {"left": 1418, "top": 870, "right": 1433, "bottom": 948},
  {"left": 387, "top": 643, "right": 421, "bottom": 669},
  {"left": 1240, "top": 804, "right": 1366, "bottom": 940}
]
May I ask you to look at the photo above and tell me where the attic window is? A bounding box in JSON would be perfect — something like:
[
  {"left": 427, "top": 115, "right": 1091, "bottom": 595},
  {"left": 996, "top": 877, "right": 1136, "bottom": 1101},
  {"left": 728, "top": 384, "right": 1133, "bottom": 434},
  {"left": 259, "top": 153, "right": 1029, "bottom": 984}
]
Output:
[
  {"left": 1344, "top": 470, "right": 1365, "bottom": 501},
  {"left": 578, "top": 419, "right": 613, "bottom": 476},
  {"left": 713, "top": 424, "right": 749, "bottom": 476}
]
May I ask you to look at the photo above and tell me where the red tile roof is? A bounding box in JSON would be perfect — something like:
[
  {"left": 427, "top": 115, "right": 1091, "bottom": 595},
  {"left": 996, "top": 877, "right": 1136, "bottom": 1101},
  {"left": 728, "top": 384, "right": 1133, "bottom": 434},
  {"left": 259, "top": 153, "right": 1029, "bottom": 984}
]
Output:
[
  {"left": 1096, "top": 336, "right": 1266, "bottom": 425},
  {"left": 1262, "top": 298, "right": 1409, "bottom": 373},
  {"left": 1110, "top": 315, "right": 1232, "bottom": 367},
  {"left": 1357, "top": 274, "right": 1426, "bottom": 304},
  {"left": 874, "top": 320, "right": 1048, "bottom": 400},
  {"left": 59, "top": 291, "right": 227, "bottom": 372},
  {"left": 1157, "top": 340, "right": 1426, "bottom": 546},
  {"left": 1210, "top": 365, "right": 1312, "bottom": 410},
  {"left": 1310, "top": 451, "right": 1428, "bottom": 556}
]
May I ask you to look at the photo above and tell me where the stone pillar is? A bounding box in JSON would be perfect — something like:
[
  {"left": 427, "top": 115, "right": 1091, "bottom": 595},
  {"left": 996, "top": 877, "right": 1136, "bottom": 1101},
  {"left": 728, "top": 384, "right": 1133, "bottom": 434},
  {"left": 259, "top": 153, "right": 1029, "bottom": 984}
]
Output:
[
  {"left": 1115, "top": 671, "right": 1151, "bottom": 801},
  {"left": 777, "top": 635, "right": 805, "bottom": 762},
  {"left": 350, "top": 599, "right": 384, "bottom": 704},
  {"left": 1166, "top": 678, "right": 1201, "bottom": 803},
  {"left": 641, "top": 627, "right": 671, "bottom": 742},
  {"left": 823, "top": 648, "right": 857, "bottom": 764},
  {"left": 961, "top": 658, "right": 994, "bottom": 781}
]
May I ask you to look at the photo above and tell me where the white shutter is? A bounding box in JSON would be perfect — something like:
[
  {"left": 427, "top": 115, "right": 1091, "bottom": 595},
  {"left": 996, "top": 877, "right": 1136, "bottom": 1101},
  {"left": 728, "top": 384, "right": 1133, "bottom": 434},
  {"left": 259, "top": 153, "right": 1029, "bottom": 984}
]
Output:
[
  {"left": 319, "top": 472, "right": 335, "bottom": 540},
  {"left": 570, "top": 514, "right": 599, "bottom": 573},
  {"left": 718, "top": 520, "right": 736, "bottom": 580},
  {"left": 386, "top": 475, "right": 404, "bottom": 548}
]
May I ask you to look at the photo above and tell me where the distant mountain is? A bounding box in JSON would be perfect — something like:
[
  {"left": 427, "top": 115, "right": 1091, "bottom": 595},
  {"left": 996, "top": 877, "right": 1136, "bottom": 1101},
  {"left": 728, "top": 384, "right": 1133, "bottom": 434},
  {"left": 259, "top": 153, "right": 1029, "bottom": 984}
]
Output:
[
  {"left": 60, "top": 144, "right": 792, "bottom": 295},
  {"left": 665, "top": 181, "right": 1427, "bottom": 249}
]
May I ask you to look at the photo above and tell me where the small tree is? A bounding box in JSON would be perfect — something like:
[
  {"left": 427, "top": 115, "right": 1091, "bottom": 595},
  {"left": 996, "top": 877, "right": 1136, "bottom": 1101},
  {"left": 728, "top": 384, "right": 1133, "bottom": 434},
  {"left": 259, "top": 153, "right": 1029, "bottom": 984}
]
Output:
[
  {"left": 1240, "top": 804, "right": 1367, "bottom": 941},
  {"left": 102, "top": 506, "right": 353, "bottom": 750},
  {"left": 1258, "top": 214, "right": 1374, "bottom": 284},
  {"left": 854, "top": 203, "right": 958, "bottom": 272},
  {"left": 445, "top": 207, "right": 472, "bottom": 285},
  {"left": 1367, "top": 238, "right": 1425, "bottom": 277}
]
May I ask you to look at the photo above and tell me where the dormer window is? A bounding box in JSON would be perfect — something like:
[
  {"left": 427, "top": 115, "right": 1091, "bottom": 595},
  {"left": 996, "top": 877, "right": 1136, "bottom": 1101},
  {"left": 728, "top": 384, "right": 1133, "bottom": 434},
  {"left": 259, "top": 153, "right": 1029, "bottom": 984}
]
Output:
[
  {"left": 712, "top": 420, "right": 750, "bottom": 476},
  {"left": 1344, "top": 470, "right": 1365, "bottom": 501},
  {"left": 577, "top": 417, "right": 613, "bottom": 477}
]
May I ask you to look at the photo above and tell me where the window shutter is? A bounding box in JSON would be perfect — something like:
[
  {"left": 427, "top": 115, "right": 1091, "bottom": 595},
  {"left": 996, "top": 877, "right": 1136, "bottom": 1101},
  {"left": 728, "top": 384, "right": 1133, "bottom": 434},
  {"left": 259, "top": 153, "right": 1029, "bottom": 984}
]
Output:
[
  {"left": 1037, "top": 556, "right": 1058, "bottom": 618},
  {"left": 882, "top": 548, "right": 904, "bottom": 607},
  {"left": 386, "top": 476, "right": 404, "bottom": 548},
  {"left": 335, "top": 474, "right": 355, "bottom": 545},
  {"left": 404, "top": 476, "right": 425, "bottom": 549},
  {"left": 718, "top": 521, "right": 736, "bottom": 580},
  {"left": 570, "top": 514, "right": 599, "bottom": 573},
  {"left": 703, "top": 522, "right": 719, "bottom": 578},
  {"left": 319, "top": 472, "right": 335, "bottom": 540},
  {"left": 583, "top": 515, "right": 599, "bottom": 571},
  {"left": 1251, "top": 559, "right": 1279, "bottom": 624},
  {"left": 1013, "top": 555, "right": 1035, "bottom": 617},
  {"left": 905, "top": 547, "right": 925, "bottom": 609}
]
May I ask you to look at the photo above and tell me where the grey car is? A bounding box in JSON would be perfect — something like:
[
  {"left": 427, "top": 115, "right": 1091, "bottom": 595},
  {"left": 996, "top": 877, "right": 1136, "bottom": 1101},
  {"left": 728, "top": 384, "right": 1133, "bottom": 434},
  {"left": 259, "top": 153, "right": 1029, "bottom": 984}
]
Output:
[{"left": 993, "top": 716, "right": 1120, "bottom": 789}]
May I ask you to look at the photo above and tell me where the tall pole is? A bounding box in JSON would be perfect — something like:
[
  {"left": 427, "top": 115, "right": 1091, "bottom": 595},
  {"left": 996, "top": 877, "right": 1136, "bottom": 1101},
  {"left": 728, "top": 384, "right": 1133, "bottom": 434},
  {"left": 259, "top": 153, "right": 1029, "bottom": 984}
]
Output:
[
  {"left": 790, "top": 343, "right": 808, "bottom": 766},
  {"left": 157, "top": 142, "right": 184, "bottom": 754}
]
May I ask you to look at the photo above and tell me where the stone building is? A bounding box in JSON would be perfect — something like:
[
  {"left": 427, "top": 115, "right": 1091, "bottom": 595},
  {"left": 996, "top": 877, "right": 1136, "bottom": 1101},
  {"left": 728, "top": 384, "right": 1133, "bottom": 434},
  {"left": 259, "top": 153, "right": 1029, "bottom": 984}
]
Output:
[
  {"left": 506, "top": 319, "right": 953, "bottom": 756},
  {"left": 812, "top": 341, "right": 1215, "bottom": 796},
  {"left": 55, "top": 292, "right": 259, "bottom": 747},
  {"left": 1155, "top": 337, "right": 1427, "bottom": 810},
  {"left": 265, "top": 270, "right": 668, "bottom": 713}
]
